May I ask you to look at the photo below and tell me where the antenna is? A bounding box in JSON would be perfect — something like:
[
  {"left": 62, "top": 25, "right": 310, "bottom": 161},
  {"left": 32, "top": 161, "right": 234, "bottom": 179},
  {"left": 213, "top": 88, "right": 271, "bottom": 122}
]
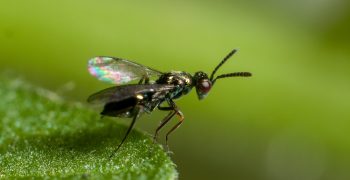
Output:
[
  {"left": 212, "top": 72, "right": 252, "bottom": 85},
  {"left": 209, "top": 49, "right": 238, "bottom": 81}
]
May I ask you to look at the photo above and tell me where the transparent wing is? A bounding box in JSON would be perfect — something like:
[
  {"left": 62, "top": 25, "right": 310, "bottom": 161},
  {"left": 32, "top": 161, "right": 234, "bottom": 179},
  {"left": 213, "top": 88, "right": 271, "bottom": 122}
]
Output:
[
  {"left": 87, "top": 84, "right": 175, "bottom": 104},
  {"left": 88, "top": 56, "right": 163, "bottom": 85}
]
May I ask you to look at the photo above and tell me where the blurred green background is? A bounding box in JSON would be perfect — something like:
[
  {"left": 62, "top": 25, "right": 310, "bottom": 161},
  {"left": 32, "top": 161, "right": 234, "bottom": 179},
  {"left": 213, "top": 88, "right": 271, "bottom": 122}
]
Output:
[{"left": 1, "top": 0, "right": 350, "bottom": 179}]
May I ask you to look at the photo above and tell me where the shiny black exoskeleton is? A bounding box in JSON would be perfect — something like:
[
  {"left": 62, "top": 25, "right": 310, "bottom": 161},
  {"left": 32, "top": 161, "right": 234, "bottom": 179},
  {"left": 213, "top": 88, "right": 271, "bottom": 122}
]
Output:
[{"left": 87, "top": 49, "right": 252, "bottom": 158}]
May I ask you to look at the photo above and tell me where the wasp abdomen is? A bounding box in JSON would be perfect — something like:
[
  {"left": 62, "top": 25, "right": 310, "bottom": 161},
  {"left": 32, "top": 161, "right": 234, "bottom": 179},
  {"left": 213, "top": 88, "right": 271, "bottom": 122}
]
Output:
[{"left": 101, "top": 97, "right": 138, "bottom": 117}]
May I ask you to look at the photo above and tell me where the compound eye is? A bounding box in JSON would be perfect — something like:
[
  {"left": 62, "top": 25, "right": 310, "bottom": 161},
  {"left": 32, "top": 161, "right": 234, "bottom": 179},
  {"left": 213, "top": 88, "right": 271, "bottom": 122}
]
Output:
[{"left": 198, "top": 80, "right": 212, "bottom": 93}]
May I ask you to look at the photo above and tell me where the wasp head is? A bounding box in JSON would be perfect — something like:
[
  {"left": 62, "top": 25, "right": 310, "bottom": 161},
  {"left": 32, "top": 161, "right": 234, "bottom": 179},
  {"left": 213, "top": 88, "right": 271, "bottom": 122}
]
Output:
[
  {"left": 193, "top": 49, "right": 252, "bottom": 100},
  {"left": 193, "top": 71, "right": 212, "bottom": 100}
]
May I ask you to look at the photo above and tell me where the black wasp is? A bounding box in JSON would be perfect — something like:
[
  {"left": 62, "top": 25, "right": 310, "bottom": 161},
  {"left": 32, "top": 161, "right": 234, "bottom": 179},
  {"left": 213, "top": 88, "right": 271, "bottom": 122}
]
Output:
[{"left": 87, "top": 49, "right": 252, "bottom": 158}]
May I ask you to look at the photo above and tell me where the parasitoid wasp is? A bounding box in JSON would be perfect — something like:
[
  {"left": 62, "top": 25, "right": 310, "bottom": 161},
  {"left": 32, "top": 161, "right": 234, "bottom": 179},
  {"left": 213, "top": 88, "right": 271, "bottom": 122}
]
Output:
[{"left": 87, "top": 49, "right": 252, "bottom": 158}]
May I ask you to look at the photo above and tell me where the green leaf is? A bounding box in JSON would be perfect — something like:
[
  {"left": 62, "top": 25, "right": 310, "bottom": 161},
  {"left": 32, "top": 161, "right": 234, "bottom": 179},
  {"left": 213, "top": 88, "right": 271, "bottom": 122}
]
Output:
[{"left": 0, "top": 74, "right": 177, "bottom": 179}]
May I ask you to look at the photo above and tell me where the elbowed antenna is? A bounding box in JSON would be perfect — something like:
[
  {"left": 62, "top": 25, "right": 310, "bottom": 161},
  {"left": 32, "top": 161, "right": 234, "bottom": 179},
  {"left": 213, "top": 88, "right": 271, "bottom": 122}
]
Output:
[
  {"left": 209, "top": 49, "right": 238, "bottom": 81},
  {"left": 212, "top": 72, "right": 252, "bottom": 85},
  {"left": 209, "top": 49, "right": 252, "bottom": 85}
]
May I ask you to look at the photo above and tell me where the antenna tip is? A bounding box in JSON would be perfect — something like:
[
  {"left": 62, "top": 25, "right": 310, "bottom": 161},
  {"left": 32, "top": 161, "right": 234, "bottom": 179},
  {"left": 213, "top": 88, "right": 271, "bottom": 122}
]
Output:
[{"left": 244, "top": 72, "right": 252, "bottom": 77}]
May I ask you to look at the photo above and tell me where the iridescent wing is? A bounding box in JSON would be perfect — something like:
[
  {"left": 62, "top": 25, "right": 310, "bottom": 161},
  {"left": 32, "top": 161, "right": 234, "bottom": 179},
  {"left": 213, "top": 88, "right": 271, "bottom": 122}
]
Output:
[
  {"left": 88, "top": 56, "right": 163, "bottom": 85},
  {"left": 87, "top": 84, "right": 176, "bottom": 104}
]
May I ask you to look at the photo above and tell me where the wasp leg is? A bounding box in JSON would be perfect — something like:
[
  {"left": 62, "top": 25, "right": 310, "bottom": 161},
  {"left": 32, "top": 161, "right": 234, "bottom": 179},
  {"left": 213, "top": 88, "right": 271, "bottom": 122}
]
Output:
[
  {"left": 153, "top": 110, "right": 176, "bottom": 142},
  {"left": 153, "top": 99, "right": 177, "bottom": 142},
  {"left": 109, "top": 107, "right": 140, "bottom": 159},
  {"left": 165, "top": 108, "right": 184, "bottom": 151},
  {"left": 144, "top": 76, "right": 150, "bottom": 84},
  {"left": 158, "top": 106, "right": 174, "bottom": 111},
  {"left": 138, "top": 75, "right": 150, "bottom": 84},
  {"left": 138, "top": 76, "right": 145, "bottom": 84}
]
